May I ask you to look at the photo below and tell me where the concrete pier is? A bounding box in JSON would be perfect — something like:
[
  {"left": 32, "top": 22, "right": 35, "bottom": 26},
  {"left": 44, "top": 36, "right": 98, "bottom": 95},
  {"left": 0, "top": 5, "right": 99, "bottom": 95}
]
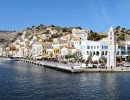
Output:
[
  {"left": 16, "top": 59, "right": 130, "bottom": 73},
  {"left": 18, "top": 59, "right": 84, "bottom": 73}
]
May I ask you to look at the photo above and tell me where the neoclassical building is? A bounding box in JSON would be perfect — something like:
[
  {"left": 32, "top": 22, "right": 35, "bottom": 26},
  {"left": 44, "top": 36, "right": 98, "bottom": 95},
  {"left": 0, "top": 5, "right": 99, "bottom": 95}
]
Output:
[{"left": 81, "top": 40, "right": 108, "bottom": 60}]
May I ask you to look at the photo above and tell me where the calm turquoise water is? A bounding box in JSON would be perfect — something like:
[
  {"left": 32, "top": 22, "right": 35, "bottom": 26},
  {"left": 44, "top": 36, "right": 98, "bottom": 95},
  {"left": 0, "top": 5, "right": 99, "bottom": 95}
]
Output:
[{"left": 0, "top": 61, "right": 130, "bottom": 100}]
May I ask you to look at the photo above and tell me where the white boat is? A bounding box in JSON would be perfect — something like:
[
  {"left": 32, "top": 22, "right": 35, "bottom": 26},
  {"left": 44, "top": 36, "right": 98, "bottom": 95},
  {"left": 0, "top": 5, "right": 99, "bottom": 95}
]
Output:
[{"left": 2, "top": 57, "right": 16, "bottom": 61}]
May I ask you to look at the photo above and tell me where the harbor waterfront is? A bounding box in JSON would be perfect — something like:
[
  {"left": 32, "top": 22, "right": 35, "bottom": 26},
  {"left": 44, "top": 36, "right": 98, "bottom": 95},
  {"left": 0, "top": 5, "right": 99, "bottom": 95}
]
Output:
[
  {"left": 17, "top": 59, "right": 130, "bottom": 72},
  {"left": 1, "top": 60, "right": 130, "bottom": 100},
  {"left": 1, "top": 0, "right": 130, "bottom": 100}
]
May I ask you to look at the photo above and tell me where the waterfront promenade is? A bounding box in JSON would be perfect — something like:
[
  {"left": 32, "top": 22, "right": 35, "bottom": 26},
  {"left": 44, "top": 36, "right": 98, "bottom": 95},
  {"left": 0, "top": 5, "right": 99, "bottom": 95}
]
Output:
[
  {"left": 18, "top": 59, "right": 84, "bottom": 73},
  {"left": 17, "top": 59, "right": 130, "bottom": 73}
]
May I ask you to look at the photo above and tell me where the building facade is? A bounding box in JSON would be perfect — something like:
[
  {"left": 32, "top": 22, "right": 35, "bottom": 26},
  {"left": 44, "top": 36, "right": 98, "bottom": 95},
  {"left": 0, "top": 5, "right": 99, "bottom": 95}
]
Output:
[{"left": 81, "top": 40, "right": 108, "bottom": 60}]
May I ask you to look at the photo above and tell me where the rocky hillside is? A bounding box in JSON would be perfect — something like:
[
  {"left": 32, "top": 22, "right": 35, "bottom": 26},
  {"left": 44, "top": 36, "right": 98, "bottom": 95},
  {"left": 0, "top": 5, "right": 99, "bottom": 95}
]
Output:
[
  {"left": 0, "top": 25, "right": 75, "bottom": 46},
  {"left": 1, "top": 25, "right": 130, "bottom": 47},
  {"left": 114, "top": 26, "right": 130, "bottom": 41},
  {"left": 0, "top": 30, "right": 17, "bottom": 45},
  {"left": 99, "top": 26, "right": 130, "bottom": 42}
]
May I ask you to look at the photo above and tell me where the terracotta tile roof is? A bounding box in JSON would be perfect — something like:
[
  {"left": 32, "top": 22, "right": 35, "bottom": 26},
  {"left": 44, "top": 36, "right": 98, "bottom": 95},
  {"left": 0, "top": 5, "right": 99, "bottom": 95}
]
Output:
[
  {"left": 73, "top": 38, "right": 80, "bottom": 41},
  {"left": 35, "top": 41, "right": 44, "bottom": 44},
  {"left": 58, "top": 38, "right": 68, "bottom": 43},
  {"left": 65, "top": 46, "right": 75, "bottom": 49}
]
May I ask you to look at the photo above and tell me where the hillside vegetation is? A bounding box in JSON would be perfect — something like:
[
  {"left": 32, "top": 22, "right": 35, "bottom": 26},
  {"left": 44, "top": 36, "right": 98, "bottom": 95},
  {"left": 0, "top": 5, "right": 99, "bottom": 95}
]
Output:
[{"left": 0, "top": 25, "right": 130, "bottom": 47}]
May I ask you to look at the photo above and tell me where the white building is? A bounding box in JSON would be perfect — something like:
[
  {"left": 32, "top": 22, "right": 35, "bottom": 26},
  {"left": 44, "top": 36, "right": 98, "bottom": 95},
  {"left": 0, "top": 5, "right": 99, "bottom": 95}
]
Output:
[
  {"left": 70, "top": 38, "right": 81, "bottom": 50},
  {"left": 0, "top": 46, "right": 4, "bottom": 56},
  {"left": 117, "top": 41, "right": 130, "bottom": 61},
  {"left": 13, "top": 48, "right": 24, "bottom": 58},
  {"left": 32, "top": 41, "right": 43, "bottom": 57},
  {"left": 61, "top": 47, "right": 76, "bottom": 57},
  {"left": 80, "top": 27, "right": 130, "bottom": 62},
  {"left": 72, "top": 29, "right": 88, "bottom": 40},
  {"left": 81, "top": 40, "right": 108, "bottom": 60}
]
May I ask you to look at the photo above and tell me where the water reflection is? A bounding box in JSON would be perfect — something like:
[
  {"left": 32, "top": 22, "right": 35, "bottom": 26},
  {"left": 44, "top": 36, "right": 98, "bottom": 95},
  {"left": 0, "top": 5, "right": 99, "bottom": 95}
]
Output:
[{"left": 0, "top": 61, "right": 130, "bottom": 100}]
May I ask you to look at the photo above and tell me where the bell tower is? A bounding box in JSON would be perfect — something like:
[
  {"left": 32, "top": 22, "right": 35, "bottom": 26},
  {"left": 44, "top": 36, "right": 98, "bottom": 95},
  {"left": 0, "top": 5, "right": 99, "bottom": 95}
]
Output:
[{"left": 107, "top": 26, "right": 116, "bottom": 68}]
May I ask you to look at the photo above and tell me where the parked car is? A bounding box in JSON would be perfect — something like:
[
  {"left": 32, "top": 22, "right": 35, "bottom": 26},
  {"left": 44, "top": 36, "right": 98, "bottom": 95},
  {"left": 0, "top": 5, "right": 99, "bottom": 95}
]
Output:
[
  {"left": 81, "top": 63, "right": 87, "bottom": 68},
  {"left": 61, "top": 61, "right": 68, "bottom": 64},
  {"left": 88, "top": 64, "right": 100, "bottom": 68},
  {"left": 93, "top": 64, "right": 97, "bottom": 68},
  {"left": 123, "top": 63, "right": 130, "bottom": 67},
  {"left": 73, "top": 65, "right": 81, "bottom": 69},
  {"left": 88, "top": 63, "right": 93, "bottom": 68}
]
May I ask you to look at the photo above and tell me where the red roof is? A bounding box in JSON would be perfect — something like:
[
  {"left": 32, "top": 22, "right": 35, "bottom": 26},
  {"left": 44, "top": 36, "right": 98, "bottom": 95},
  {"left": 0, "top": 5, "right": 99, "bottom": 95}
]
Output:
[
  {"left": 65, "top": 47, "right": 75, "bottom": 49},
  {"left": 35, "top": 41, "right": 44, "bottom": 44}
]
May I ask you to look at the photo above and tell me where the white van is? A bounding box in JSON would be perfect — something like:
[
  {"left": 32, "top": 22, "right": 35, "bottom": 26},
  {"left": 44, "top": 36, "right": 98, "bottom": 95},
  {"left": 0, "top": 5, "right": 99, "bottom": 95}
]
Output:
[
  {"left": 81, "top": 63, "right": 87, "bottom": 68},
  {"left": 88, "top": 63, "right": 93, "bottom": 68}
]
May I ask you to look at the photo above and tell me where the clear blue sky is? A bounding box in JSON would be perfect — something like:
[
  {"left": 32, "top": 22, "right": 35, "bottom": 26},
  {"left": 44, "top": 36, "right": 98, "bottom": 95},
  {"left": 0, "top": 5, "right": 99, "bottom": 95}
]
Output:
[{"left": 0, "top": 0, "right": 130, "bottom": 32}]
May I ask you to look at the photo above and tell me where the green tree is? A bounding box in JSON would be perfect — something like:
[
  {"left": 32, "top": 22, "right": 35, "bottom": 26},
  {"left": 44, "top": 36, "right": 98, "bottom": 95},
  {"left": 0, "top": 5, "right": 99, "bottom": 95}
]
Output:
[
  {"left": 117, "top": 34, "right": 125, "bottom": 42},
  {"left": 27, "top": 27, "right": 30, "bottom": 30},
  {"left": 87, "top": 32, "right": 103, "bottom": 41},
  {"left": 42, "top": 30, "right": 50, "bottom": 34},
  {"left": 50, "top": 53, "right": 53, "bottom": 58},
  {"left": 17, "top": 32, "right": 22, "bottom": 36},
  {"left": 51, "top": 33, "right": 62, "bottom": 38},
  {"left": 90, "top": 30, "right": 93, "bottom": 33},
  {"left": 40, "top": 24, "right": 44, "bottom": 26},
  {"left": 86, "top": 52, "right": 92, "bottom": 63},
  {"left": 116, "top": 26, "right": 121, "bottom": 29},
  {"left": 70, "top": 54, "right": 77, "bottom": 58},
  {"left": 117, "top": 57, "right": 120, "bottom": 62},
  {"left": 32, "top": 25, "right": 35, "bottom": 28},
  {"left": 62, "top": 28, "right": 68, "bottom": 32},
  {"left": 50, "top": 25, "right": 55, "bottom": 27},
  {"left": 99, "top": 56, "right": 107, "bottom": 63},
  {"left": 127, "top": 56, "right": 130, "bottom": 62},
  {"left": 74, "top": 27, "right": 82, "bottom": 30}
]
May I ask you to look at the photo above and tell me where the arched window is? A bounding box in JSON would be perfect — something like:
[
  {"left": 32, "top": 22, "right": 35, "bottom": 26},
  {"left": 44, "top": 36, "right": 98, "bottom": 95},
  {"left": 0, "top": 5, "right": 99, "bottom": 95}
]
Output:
[
  {"left": 101, "top": 51, "right": 104, "bottom": 55},
  {"left": 105, "top": 51, "right": 107, "bottom": 55},
  {"left": 86, "top": 51, "right": 89, "bottom": 55},
  {"left": 96, "top": 51, "right": 99, "bottom": 56},
  {"left": 93, "top": 51, "right": 95, "bottom": 55}
]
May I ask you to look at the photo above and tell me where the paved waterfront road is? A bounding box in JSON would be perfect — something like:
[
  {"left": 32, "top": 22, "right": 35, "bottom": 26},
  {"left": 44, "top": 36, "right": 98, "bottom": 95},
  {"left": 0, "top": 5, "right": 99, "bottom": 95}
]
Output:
[
  {"left": 36, "top": 60, "right": 76, "bottom": 67},
  {"left": 1, "top": 60, "right": 130, "bottom": 100}
]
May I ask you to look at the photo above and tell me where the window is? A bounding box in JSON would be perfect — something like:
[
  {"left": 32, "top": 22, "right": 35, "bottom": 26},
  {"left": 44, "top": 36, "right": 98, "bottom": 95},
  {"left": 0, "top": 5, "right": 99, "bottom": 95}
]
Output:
[
  {"left": 102, "top": 51, "right": 104, "bottom": 55},
  {"left": 97, "top": 46, "right": 99, "bottom": 49},
  {"left": 117, "top": 51, "right": 119, "bottom": 55},
  {"left": 128, "top": 47, "right": 130, "bottom": 50},
  {"left": 94, "top": 46, "right": 96, "bottom": 49},
  {"left": 104, "top": 46, "right": 108, "bottom": 49},
  {"left": 110, "top": 32, "right": 112, "bottom": 36},
  {"left": 86, "top": 51, "right": 89, "bottom": 55},
  {"left": 105, "top": 51, "right": 107, "bottom": 55},
  {"left": 91, "top": 46, "right": 93, "bottom": 49},
  {"left": 87, "top": 46, "right": 90, "bottom": 49}
]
